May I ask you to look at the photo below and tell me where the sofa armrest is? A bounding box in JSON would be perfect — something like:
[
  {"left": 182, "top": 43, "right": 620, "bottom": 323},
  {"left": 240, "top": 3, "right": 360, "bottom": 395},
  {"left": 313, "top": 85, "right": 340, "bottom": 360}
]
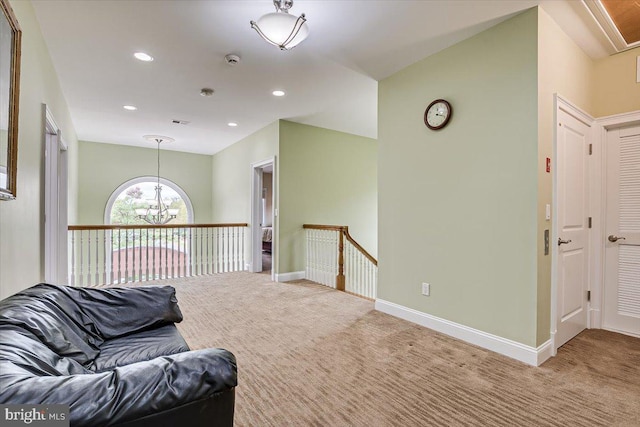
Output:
[{"left": 0, "top": 348, "right": 236, "bottom": 427}]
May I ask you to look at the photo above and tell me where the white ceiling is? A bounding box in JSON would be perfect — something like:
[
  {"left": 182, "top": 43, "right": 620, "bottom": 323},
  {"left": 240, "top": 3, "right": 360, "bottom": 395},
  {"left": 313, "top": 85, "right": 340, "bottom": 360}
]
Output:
[{"left": 31, "top": 0, "right": 611, "bottom": 155}]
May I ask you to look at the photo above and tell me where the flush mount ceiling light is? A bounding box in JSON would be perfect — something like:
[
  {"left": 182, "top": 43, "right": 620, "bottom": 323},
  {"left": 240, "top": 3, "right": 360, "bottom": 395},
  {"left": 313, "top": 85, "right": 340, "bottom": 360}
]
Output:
[
  {"left": 272, "top": 90, "right": 285, "bottom": 97},
  {"left": 227, "top": 122, "right": 238, "bottom": 127},
  {"left": 134, "top": 52, "right": 154, "bottom": 62},
  {"left": 250, "top": 0, "right": 309, "bottom": 50},
  {"left": 123, "top": 105, "right": 137, "bottom": 111}
]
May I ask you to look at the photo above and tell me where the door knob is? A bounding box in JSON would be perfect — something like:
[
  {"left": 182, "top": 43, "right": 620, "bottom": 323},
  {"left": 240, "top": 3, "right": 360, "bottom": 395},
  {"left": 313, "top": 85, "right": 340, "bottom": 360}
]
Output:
[
  {"left": 558, "top": 238, "right": 572, "bottom": 246},
  {"left": 608, "top": 235, "right": 626, "bottom": 242}
]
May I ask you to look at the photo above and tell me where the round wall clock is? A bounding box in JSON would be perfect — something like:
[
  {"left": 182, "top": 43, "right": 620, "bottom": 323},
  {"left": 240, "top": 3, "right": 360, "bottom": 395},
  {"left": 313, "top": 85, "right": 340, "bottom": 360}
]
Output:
[{"left": 424, "top": 99, "right": 452, "bottom": 130}]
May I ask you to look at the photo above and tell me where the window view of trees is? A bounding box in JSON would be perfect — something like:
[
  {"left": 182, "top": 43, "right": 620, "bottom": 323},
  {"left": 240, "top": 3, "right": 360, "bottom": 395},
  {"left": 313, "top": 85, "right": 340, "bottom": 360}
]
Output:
[{"left": 110, "top": 182, "right": 189, "bottom": 225}]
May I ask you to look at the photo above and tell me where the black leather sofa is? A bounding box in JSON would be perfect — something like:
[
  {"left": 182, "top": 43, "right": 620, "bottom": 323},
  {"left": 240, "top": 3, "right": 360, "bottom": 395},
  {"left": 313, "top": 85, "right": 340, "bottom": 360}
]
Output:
[{"left": 0, "top": 283, "right": 237, "bottom": 426}]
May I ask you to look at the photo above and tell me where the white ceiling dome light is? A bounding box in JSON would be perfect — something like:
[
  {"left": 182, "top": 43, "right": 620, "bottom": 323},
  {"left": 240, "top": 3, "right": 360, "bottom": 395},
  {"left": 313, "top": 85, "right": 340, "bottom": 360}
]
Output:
[
  {"left": 250, "top": 0, "right": 309, "bottom": 51},
  {"left": 133, "top": 52, "right": 154, "bottom": 62}
]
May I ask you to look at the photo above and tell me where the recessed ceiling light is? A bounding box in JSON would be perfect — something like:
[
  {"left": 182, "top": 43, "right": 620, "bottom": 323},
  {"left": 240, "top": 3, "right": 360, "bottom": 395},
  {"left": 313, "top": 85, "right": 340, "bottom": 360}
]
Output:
[
  {"left": 134, "top": 52, "right": 154, "bottom": 62},
  {"left": 272, "top": 90, "right": 286, "bottom": 97},
  {"left": 228, "top": 122, "right": 238, "bottom": 127},
  {"left": 123, "top": 105, "right": 137, "bottom": 111}
]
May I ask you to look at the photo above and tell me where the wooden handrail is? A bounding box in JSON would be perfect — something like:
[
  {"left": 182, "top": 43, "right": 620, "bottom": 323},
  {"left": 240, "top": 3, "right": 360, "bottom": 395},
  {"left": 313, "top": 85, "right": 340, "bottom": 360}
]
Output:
[
  {"left": 304, "top": 223, "right": 377, "bottom": 299},
  {"left": 343, "top": 229, "right": 378, "bottom": 266},
  {"left": 69, "top": 223, "right": 248, "bottom": 231},
  {"left": 303, "top": 222, "right": 378, "bottom": 293},
  {"left": 68, "top": 223, "right": 248, "bottom": 286},
  {"left": 304, "top": 224, "right": 377, "bottom": 266},
  {"left": 303, "top": 224, "right": 347, "bottom": 232}
]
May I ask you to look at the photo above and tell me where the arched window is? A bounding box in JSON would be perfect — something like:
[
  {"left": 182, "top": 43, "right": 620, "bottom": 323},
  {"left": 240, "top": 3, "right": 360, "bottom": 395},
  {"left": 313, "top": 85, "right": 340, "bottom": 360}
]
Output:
[{"left": 105, "top": 177, "right": 194, "bottom": 225}]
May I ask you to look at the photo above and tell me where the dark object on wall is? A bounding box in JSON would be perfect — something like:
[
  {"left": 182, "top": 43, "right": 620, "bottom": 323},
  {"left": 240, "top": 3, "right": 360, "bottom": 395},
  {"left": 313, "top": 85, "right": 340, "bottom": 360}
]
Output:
[
  {"left": 424, "top": 99, "right": 452, "bottom": 130},
  {"left": 0, "top": 283, "right": 237, "bottom": 426},
  {"left": 0, "top": 0, "right": 21, "bottom": 200}
]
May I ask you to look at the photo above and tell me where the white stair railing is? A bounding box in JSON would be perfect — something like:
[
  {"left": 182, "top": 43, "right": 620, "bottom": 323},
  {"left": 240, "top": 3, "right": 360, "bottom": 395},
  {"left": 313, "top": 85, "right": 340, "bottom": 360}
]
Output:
[
  {"left": 304, "top": 224, "right": 377, "bottom": 299},
  {"left": 68, "top": 223, "right": 247, "bottom": 287},
  {"left": 344, "top": 237, "right": 377, "bottom": 299},
  {"left": 305, "top": 228, "right": 339, "bottom": 288}
]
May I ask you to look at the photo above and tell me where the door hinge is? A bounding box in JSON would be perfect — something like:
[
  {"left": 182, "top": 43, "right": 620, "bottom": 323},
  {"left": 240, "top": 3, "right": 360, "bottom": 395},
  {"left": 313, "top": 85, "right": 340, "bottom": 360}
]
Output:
[
  {"left": 588, "top": 217, "right": 592, "bottom": 228},
  {"left": 588, "top": 144, "right": 593, "bottom": 155},
  {"left": 587, "top": 290, "right": 591, "bottom": 302}
]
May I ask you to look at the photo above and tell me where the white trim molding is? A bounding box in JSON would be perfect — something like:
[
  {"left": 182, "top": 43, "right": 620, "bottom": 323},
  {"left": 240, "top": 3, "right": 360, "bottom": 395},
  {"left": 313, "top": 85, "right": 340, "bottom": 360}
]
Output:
[
  {"left": 582, "top": 0, "right": 640, "bottom": 53},
  {"left": 596, "top": 110, "right": 640, "bottom": 129},
  {"left": 250, "top": 157, "right": 276, "bottom": 279},
  {"left": 275, "top": 271, "right": 305, "bottom": 282},
  {"left": 375, "top": 299, "right": 553, "bottom": 366}
]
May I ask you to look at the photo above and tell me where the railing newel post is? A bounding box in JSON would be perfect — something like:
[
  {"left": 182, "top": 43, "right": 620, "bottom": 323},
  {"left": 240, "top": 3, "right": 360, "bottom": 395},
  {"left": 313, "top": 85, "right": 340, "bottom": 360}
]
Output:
[
  {"left": 70, "top": 230, "right": 76, "bottom": 286},
  {"left": 336, "top": 229, "right": 345, "bottom": 292},
  {"left": 303, "top": 224, "right": 376, "bottom": 300}
]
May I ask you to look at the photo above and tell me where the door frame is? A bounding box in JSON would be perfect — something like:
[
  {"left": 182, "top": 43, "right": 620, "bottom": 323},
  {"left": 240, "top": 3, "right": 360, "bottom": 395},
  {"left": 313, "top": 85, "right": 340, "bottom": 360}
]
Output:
[
  {"left": 550, "top": 95, "right": 595, "bottom": 355},
  {"left": 43, "top": 105, "right": 68, "bottom": 285},
  {"left": 250, "top": 157, "right": 276, "bottom": 279},
  {"left": 591, "top": 109, "right": 640, "bottom": 331}
]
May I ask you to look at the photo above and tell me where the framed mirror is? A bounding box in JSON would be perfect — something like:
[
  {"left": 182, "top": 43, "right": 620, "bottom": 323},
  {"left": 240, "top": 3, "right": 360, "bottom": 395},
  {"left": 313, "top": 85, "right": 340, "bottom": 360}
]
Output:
[{"left": 0, "top": 0, "right": 21, "bottom": 200}]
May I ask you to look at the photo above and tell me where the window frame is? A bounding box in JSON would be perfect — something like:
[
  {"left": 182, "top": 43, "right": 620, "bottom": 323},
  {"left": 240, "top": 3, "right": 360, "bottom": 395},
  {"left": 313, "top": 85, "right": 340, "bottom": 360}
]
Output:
[{"left": 104, "top": 176, "right": 194, "bottom": 225}]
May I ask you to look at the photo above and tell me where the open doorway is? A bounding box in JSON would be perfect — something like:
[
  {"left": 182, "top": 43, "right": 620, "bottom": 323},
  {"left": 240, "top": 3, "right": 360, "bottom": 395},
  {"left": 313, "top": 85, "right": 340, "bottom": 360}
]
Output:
[
  {"left": 260, "top": 166, "right": 274, "bottom": 273},
  {"left": 251, "top": 158, "right": 275, "bottom": 278}
]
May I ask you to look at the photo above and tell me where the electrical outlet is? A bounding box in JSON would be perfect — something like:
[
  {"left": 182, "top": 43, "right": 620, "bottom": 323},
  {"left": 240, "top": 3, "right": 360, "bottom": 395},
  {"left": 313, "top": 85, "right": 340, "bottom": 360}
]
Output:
[{"left": 421, "top": 282, "right": 430, "bottom": 296}]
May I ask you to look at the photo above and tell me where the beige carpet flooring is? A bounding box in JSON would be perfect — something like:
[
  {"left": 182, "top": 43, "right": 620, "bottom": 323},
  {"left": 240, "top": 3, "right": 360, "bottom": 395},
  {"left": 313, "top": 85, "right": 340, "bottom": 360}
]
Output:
[{"left": 164, "top": 272, "right": 640, "bottom": 427}]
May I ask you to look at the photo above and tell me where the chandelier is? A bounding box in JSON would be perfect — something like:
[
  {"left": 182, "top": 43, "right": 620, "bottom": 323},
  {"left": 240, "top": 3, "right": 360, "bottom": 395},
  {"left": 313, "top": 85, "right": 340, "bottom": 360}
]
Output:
[
  {"left": 135, "top": 135, "right": 179, "bottom": 225},
  {"left": 250, "top": 0, "right": 309, "bottom": 50}
]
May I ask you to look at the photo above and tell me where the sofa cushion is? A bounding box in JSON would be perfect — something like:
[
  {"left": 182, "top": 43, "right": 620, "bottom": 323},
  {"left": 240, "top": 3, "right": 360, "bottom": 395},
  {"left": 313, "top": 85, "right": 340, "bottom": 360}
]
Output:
[
  {"left": 57, "top": 285, "right": 183, "bottom": 339},
  {"left": 92, "top": 324, "right": 190, "bottom": 372},
  {"left": 0, "top": 323, "right": 93, "bottom": 376},
  {"left": 0, "top": 285, "right": 103, "bottom": 365}
]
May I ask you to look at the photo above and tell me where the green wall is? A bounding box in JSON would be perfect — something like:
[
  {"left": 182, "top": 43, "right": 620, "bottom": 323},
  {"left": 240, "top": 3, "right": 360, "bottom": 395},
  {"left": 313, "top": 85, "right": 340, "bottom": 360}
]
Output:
[
  {"left": 378, "top": 9, "right": 539, "bottom": 346},
  {"left": 279, "top": 120, "right": 377, "bottom": 274},
  {"left": 209, "top": 120, "right": 377, "bottom": 276},
  {"left": 77, "top": 141, "right": 212, "bottom": 225},
  {"left": 210, "top": 121, "right": 279, "bottom": 271},
  {"left": 210, "top": 121, "right": 279, "bottom": 224},
  {"left": 0, "top": 0, "right": 78, "bottom": 298}
]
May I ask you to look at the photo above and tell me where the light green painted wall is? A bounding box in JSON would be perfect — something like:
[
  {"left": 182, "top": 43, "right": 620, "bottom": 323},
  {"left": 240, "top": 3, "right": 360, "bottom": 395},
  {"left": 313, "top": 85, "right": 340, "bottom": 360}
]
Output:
[
  {"left": 77, "top": 141, "right": 212, "bottom": 225},
  {"left": 210, "top": 121, "right": 278, "bottom": 223},
  {"left": 279, "top": 120, "right": 377, "bottom": 274},
  {"left": 210, "top": 121, "right": 279, "bottom": 269},
  {"left": 378, "top": 9, "right": 539, "bottom": 346},
  {"left": 0, "top": 0, "right": 78, "bottom": 298},
  {"left": 537, "top": 7, "right": 595, "bottom": 346}
]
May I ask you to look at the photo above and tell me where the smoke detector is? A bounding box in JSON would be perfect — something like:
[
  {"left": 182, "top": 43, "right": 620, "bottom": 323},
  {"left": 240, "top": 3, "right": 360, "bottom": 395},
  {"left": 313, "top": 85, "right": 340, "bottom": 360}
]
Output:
[
  {"left": 200, "top": 88, "right": 214, "bottom": 97},
  {"left": 225, "top": 54, "right": 241, "bottom": 65}
]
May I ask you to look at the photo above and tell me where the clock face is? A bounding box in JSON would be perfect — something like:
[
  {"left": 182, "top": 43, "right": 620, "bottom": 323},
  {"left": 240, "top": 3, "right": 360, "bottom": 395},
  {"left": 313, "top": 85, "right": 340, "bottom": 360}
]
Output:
[{"left": 424, "top": 99, "right": 452, "bottom": 130}]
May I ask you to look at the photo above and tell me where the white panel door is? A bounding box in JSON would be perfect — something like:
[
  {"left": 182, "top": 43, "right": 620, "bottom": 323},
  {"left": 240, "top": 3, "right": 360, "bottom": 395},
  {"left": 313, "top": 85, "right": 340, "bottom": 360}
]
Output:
[
  {"left": 556, "top": 109, "right": 591, "bottom": 348},
  {"left": 603, "top": 125, "right": 640, "bottom": 337}
]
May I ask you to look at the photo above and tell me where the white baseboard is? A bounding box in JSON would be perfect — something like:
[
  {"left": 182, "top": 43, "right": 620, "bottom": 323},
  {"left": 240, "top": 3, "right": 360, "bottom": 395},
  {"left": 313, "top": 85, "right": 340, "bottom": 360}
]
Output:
[
  {"left": 602, "top": 325, "right": 640, "bottom": 339},
  {"left": 375, "top": 299, "right": 552, "bottom": 366},
  {"left": 275, "top": 271, "right": 305, "bottom": 282}
]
